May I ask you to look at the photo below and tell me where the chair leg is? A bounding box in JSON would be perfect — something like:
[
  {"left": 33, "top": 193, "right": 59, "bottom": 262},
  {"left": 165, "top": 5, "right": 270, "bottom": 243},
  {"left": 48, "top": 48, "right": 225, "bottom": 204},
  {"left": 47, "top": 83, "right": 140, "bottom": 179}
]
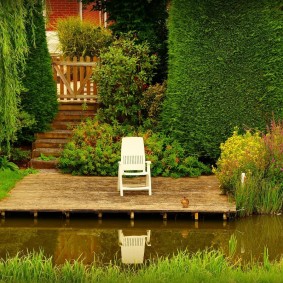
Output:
[
  {"left": 119, "top": 175, "right": 124, "bottom": 196},
  {"left": 147, "top": 174, "right": 152, "bottom": 195}
]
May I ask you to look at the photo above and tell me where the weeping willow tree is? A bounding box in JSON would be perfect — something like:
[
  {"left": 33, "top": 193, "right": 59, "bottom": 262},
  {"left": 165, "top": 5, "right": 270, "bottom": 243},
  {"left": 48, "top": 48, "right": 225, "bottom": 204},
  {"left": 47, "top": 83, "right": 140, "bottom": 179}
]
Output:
[{"left": 0, "top": 0, "right": 38, "bottom": 152}]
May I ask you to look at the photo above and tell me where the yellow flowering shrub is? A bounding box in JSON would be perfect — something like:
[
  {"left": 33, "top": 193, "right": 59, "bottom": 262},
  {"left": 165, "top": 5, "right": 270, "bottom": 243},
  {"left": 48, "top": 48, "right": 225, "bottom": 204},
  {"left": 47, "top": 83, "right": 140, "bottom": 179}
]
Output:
[{"left": 213, "top": 130, "right": 267, "bottom": 193}]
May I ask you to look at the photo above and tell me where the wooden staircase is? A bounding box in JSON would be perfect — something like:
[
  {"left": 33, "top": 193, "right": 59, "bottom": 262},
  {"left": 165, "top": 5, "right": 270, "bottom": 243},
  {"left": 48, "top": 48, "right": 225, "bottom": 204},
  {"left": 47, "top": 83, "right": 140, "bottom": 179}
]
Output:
[{"left": 29, "top": 102, "right": 98, "bottom": 169}]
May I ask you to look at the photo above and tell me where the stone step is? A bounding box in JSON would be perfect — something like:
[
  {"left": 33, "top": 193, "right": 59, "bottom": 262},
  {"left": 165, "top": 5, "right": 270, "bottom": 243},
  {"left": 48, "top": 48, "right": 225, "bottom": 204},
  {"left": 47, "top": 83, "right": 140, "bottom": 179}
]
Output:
[
  {"left": 32, "top": 148, "right": 63, "bottom": 158},
  {"left": 33, "top": 139, "right": 68, "bottom": 148},
  {"left": 29, "top": 158, "right": 59, "bottom": 169},
  {"left": 36, "top": 130, "right": 72, "bottom": 139}
]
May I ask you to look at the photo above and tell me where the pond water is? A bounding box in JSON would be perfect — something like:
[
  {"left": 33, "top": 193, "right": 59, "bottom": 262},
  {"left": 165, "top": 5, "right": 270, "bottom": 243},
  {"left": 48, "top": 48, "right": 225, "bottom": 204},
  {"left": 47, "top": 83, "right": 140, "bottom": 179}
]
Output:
[{"left": 0, "top": 214, "right": 282, "bottom": 264}]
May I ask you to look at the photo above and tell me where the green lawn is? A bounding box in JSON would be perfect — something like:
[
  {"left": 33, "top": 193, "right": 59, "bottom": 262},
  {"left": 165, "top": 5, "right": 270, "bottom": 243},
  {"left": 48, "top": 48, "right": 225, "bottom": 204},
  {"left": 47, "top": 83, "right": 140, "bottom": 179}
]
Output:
[{"left": 0, "top": 169, "right": 33, "bottom": 200}]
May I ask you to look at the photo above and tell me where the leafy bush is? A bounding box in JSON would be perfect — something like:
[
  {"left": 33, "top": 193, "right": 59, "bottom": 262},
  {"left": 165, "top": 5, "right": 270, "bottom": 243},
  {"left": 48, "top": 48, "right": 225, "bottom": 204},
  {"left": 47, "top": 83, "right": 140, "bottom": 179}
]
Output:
[
  {"left": 9, "top": 147, "right": 31, "bottom": 164},
  {"left": 263, "top": 119, "right": 283, "bottom": 186},
  {"left": 86, "top": 0, "right": 168, "bottom": 82},
  {"left": 213, "top": 129, "right": 266, "bottom": 193},
  {"left": 214, "top": 120, "right": 283, "bottom": 214},
  {"left": 93, "top": 34, "right": 158, "bottom": 126},
  {"left": 0, "top": 156, "right": 19, "bottom": 171},
  {"left": 140, "top": 81, "right": 166, "bottom": 129},
  {"left": 58, "top": 118, "right": 210, "bottom": 177},
  {"left": 57, "top": 17, "right": 113, "bottom": 57}
]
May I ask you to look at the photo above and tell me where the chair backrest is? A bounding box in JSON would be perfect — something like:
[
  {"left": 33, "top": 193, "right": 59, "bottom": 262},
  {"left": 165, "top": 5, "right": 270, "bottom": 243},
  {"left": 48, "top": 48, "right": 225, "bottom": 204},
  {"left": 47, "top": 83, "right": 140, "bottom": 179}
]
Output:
[{"left": 121, "top": 137, "right": 145, "bottom": 171}]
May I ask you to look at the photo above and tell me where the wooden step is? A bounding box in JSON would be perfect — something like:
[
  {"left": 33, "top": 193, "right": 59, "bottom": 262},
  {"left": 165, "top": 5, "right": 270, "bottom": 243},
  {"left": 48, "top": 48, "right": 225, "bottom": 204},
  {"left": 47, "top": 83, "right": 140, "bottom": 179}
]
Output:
[
  {"left": 29, "top": 159, "right": 59, "bottom": 169},
  {"left": 34, "top": 139, "right": 68, "bottom": 148},
  {"left": 59, "top": 103, "right": 98, "bottom": 112},
  {"left": 32, "top": 148, "right": 63, "bottom": 158},
  {"left": 36, "top": 130, "right": 72, "bottom": 139},
  {"left": 55, "top": 111, "right": 95, "bottom": 121},
  {"left": 51, "top": 121, "right": 79, "bottom": 130}
]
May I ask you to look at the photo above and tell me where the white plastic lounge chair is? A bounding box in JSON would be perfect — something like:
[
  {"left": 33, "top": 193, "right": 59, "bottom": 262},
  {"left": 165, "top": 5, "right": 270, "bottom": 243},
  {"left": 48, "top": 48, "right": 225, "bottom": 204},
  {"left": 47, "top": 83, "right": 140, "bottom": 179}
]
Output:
[
  {"left": 118, "top": 230, "right": 151, "bottom": 264},
  {"left": 118, "top": 137, "right": 152, "bottom": 196}
]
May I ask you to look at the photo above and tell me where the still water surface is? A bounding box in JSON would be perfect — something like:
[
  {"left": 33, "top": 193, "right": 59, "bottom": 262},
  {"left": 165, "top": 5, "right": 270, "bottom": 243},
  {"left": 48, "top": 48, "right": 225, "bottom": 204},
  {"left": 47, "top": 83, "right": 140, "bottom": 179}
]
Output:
[{"left": 0, "top": 215, "right": 282, "bottom": 264}]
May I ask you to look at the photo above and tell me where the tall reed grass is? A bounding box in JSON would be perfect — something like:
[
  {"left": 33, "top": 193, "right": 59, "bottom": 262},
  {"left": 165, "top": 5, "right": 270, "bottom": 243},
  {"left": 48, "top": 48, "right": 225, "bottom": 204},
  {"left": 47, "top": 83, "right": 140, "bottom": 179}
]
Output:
[
  {"left": 0, "top": 248, "right": 282, "bottom": 283},
  {"left": 235, "top": 173, "right": 283, "bottom": 217}
]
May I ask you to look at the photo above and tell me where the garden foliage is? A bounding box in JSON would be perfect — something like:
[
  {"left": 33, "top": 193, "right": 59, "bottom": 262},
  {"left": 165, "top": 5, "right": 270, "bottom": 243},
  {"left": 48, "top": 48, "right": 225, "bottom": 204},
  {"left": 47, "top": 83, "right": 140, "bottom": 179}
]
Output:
[
  {"left": 93, "top": 35, "right": 158, "bottom": 126},
  {"left": 0, "top": 1, "right": 30, "bottom": 150},
  {"left": 162, "top": 0, "right": 283, "bottom": 162},
  {"left": 214, "top": 120, "right": 283, "bottom": 215},
  {"left": 20, "top": 0, "right": 58, "bottom": 143},
  {"left": 84, "top": 0, "right": 168, "bottom": 82},
  {"left": 56, "top": 16, "right": 113, "bottom": 57},
  {"left": 58, "top": 118, "right": 211, "bottom": 177},
  {"left": 213, "top": 129, "right": 266, "bottom": 192}
]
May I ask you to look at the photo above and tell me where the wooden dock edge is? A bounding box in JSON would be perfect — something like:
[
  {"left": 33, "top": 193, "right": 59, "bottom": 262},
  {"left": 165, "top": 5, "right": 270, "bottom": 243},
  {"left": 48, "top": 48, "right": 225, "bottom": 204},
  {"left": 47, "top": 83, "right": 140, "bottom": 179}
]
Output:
[{"left": 0, "top": 209, "right": 236, "bottom": 221}]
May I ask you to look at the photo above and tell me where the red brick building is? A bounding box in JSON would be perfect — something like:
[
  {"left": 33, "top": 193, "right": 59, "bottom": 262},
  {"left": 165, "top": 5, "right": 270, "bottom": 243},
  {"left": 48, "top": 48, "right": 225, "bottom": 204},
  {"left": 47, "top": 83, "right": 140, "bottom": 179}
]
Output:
[
  {"left": 45, "top": 0, "right": 107, "bottom": 54},
  {"left": 46, "top": 0, "right": 106, "bottom": 30}
]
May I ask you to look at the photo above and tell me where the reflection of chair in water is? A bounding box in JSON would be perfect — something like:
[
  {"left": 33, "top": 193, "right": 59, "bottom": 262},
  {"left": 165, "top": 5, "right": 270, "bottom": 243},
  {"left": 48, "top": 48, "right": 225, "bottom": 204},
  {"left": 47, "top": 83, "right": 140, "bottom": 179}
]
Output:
[{"left": 118, "top": 230, "right": 151, "bottom": 264}]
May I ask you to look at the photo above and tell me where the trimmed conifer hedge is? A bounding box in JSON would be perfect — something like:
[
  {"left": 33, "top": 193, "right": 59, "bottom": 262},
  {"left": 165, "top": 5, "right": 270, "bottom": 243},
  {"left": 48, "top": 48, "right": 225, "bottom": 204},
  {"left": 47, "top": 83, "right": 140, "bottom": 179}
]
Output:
[
  {"left": 20, "top": 0, "right": 58, "bottom": 143},
  {"left": 162, "top": 0, "right": 283, "bottom": 162}
]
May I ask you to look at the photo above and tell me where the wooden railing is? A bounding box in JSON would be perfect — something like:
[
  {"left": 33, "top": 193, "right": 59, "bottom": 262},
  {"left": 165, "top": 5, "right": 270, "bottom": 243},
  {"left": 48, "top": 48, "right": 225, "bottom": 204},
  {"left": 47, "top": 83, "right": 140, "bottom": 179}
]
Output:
[{"left": 52, "top": 56, "right": 98, "bottom": 102}]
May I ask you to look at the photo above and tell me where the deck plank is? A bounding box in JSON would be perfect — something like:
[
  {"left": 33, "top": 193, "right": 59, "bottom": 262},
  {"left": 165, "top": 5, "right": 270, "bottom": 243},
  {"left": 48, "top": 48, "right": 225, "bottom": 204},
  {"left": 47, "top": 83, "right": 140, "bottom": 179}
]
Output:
[{"left": 0, "top": 172, "right": 235, "bottom": 214}]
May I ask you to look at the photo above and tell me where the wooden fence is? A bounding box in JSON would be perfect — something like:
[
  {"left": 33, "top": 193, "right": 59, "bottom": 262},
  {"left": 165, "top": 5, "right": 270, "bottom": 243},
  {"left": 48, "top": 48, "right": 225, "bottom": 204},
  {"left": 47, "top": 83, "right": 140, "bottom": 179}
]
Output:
[{"left": 52, "top": 56, "right": 99, "bottom": 102}]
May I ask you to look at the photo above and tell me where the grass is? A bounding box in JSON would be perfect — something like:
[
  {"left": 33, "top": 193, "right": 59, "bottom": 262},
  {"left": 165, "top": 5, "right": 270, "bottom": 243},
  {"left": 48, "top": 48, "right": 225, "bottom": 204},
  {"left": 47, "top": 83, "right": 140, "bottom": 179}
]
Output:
[
  {"left": 0, "top": 168, "right": 36, "bottom": 200},
  {"left": 235, "top": 174, "right": 283, "bottom": 217},
  {"left": 0, "top": 249, "right": 282, "bottom": 283}
]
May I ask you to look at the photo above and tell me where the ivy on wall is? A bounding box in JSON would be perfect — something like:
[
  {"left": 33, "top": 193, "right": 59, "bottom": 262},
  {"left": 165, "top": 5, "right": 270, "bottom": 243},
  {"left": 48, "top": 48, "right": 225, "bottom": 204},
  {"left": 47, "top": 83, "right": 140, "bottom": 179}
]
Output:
[{"left": 162, "top": 0, "right": 283, "bottom": 162}]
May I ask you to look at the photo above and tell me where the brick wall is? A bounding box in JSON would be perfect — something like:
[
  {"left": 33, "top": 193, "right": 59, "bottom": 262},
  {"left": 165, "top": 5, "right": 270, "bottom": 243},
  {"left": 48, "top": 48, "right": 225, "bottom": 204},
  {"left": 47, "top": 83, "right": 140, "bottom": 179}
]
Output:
[
  {"left": 46, "top": 0, "right": 104, "bottom": 30},
  {"left": 82, "top": 3, "right": 102, "bottom": 26}
]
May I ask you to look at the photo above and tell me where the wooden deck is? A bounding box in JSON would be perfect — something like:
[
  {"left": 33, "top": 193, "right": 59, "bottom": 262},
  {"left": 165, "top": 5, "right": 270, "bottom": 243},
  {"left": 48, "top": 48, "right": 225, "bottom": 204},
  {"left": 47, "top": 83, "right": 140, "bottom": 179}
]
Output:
[{"left": 0, "top": 171, "right": 236, "bottom": 220}]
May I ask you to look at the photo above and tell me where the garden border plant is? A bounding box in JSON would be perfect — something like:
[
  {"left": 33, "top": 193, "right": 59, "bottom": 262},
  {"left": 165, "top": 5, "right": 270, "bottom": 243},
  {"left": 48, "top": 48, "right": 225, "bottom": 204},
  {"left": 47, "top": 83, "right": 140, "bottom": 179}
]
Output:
[{"left": 214, "top": 119, "right": 283, "bottom": 216}]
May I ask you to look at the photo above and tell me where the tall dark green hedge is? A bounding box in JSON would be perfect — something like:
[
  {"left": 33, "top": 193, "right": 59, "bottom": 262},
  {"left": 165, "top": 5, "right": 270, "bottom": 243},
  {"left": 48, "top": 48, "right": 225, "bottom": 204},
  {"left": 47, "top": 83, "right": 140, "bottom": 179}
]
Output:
[
  {"left": 20, "top": 0, "right": 58, "bottom": 143},
  {"left": 162, "top": 0, "right": 283, "bottom": 162}
]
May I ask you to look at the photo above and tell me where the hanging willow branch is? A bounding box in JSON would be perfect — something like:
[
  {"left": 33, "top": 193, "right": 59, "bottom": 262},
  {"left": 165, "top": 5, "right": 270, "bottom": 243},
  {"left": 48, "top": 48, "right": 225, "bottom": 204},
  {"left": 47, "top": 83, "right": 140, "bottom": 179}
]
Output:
[{"left": 0, "top": 0, "right": 38, "bottom": 153}]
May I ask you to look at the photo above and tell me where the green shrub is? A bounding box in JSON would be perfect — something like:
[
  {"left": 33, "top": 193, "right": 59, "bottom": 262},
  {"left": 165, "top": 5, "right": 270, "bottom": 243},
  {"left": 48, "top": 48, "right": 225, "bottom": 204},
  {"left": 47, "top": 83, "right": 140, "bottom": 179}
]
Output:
[
  {"left": 58, "top": 118, "right": 210, "bottom": 177},
  {"left": 87, "top": 0, "right": 168, "bottom": 82},
  {"left": 214, "top": 120, "right": 283, "bottom": 214},
  {"left": 20, "top": 0, "right": 58, "bottom": 143},
  {"left": 140, "top": 81, "right": 167, "bottom": 129},
  {"left": 213, "top": 129, "right": 266, "bottom": 193},
  {"left": 263, "top": 119, "right": 283, "bottom": 186},
  {"left": 0, "top": 156, "right": 19, "bottom": 171},
  {"left": 93, "top": 34, "right": 158, "bottom": 126},
  {"left": 162, "top": 0, "right": 283, "bottom": 162},
  {"left": 57, "top": 16, "right": 113, "bottom": 57}
]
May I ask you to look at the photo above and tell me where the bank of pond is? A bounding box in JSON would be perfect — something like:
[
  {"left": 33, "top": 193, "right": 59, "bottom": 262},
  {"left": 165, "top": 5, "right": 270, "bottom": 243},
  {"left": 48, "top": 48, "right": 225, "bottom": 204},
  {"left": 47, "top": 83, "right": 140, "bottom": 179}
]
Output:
[
  {"left": 0, "top": 248, "right": 282, "bottom": 283},
  {"left": 0, "top": 215, "right": 282, "bottom": 282}
]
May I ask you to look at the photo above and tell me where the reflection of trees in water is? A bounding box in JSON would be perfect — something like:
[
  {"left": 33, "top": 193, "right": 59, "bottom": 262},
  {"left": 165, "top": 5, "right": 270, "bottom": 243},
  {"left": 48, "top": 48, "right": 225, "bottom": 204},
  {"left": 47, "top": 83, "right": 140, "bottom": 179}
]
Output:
[
  {"left": 90, "top": 231, "right": 120, "bottom": 264},
  {"left": 0, "top": 229, "right": 58, "bottom": 259},
  {"left": 54, "top": 230, "right": 119, "bottom": 265},
  {"left": 146, "top": 230, "right": 230, "bottom": 261},
  {"left": 234, "top": 215, "right": 283, "bottom": 262},
  {"left": 0, "top": 216, "right": 282, "bottom": 264}
]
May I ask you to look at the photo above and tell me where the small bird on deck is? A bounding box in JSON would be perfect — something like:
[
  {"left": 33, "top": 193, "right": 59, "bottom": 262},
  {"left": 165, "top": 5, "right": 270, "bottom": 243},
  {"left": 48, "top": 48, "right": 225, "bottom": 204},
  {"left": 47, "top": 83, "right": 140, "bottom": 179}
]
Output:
[{"left": 181, "top": 196, "right": 189, "bottom": 208}]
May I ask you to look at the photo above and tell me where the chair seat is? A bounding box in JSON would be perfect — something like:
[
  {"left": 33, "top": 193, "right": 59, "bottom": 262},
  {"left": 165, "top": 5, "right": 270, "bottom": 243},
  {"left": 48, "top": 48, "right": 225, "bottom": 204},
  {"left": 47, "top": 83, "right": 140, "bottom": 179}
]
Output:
[
  {"left": 122, "top": 171, "right": 148, "bottom": 176},
  {"left": 118, "top": 137, "right": 152, "bottom": 196}
]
